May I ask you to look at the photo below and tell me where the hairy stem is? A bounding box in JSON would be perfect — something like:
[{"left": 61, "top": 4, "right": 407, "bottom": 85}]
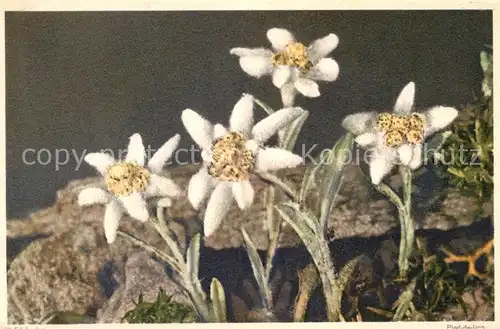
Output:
[
  {"left": 155, "top": 209, "right": 187, "bottom": 262},
  {"left": 258, "top": 172, "right": 298, "bottom": 202},
  {"left": 398, "top": 166, "right": 415, "bottom": 278},
  {"left": 316, "top": 250, "right": 343, "bottom": 322},
  {"left": 374, "top": 181, "right": 404, "bottom": 210},
  {"left": 264, "top": 184, "right": 282, "bottom": 288}
]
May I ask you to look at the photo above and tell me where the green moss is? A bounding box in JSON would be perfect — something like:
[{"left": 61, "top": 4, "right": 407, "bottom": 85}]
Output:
[
  {"left": 436, "top": 50, "right": 493, "bottom": 200},
  {"left": 122, "top": 289, "right": 198, "bottom": 323},
  {"left": 414, "top": 258, "right": 466, "bottom": 319}
]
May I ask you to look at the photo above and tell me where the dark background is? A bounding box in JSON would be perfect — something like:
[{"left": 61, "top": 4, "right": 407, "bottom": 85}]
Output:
[{"left": 6, "top": 11, "right": 492, "bottom": 219}]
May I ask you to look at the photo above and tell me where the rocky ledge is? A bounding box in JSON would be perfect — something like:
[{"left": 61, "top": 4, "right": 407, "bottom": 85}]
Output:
[{"left": 7, "top": 164, "right": 493, "bottom": 323}]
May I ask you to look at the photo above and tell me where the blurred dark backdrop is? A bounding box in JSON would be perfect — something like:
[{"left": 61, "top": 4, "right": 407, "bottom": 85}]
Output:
[{"left": 6, "top": 11, "right": 492, "bottom": 218}]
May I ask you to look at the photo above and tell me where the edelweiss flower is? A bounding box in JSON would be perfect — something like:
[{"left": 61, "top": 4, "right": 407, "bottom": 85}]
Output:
[
  {"left": 230, "top": 28, "right": 339, "bottom": 106},
  {"left": 78, "top": 133, "right": 182, "bottom": 243},
  {"left": 342, "top": 82, "right": 458, "bottom": 185},
  {"left": 181, "top": 94, "right": 304, "bottom": 236}
]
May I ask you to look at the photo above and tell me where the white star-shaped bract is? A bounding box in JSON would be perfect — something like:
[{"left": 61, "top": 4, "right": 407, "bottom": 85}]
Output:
[
  {"left": 78, "top": 133, "right": 182, "bottom": 243},
  {"left": 230, "top": 28, "right": 339, "bottom": 106},
  {"left": 181, "top": 94, "right": 304, "bottom": 236},
  {"left": 342, "top": 82, "right": 458, "bottom": 185}
]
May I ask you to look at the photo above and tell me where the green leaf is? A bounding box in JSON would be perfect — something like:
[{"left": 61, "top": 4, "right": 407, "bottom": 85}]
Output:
[
  {"left": 283, "top": 201, "right": 320, "bottom": 235},
  {"left": 367, "top": 306, "right": 394, "bottom": 318},
  {"left": 186, "top": 234, "right": 206, "bottom": 301},
  {"left": 299, "top": 152, "right": 328, "bottom": 205},
  {"left": 480, "top": 50, "right": 493, "bottom": 97},
  {"left": 210, "top": 278, "right": 227, "bottom": 322},
  {"left": 252, "top": 95, "right": 275, "bottom": 115},
  {"left": 274, "top": 203, "right": 322, "bottom": 261},
  {"left": 337, "top": 256, "right": 362, "bottom": 292},
  {"left": 241, "top": 228, "right": 272, "bottom": 309},
  {"left": 281, "top": 109, "right": 309, "bottom": 150},
  {"left": 117, "top": 231, "right": 183, "bottom": 273},
  {"left": 447, "top": 167, "right": 465, "bottom": 178},
  {"left": 392, "top": 278, "right": 416, "bottom": 321},
  {"left": 319, "top": 133, "right": 354, "bottom": 233}
]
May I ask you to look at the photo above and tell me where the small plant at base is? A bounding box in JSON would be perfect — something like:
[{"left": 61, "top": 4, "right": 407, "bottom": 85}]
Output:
[{"left": 122, "top": 289, "right": 198, "bottom": 323}]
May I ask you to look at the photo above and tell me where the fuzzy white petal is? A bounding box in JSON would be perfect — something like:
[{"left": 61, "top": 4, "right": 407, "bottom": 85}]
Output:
[
  {"left": 239, "top": 56, "right": 273, "bottom": 78},
  {"left": 280, "top": 83, "right": 297, "bottom": 108},
  {"left": 78, "top": 187, "right": 110, "bottom": 206},
  {"left": 188, "top": 167, "right": 216, "bottom": 210},
  {"left": 266, "top": 28, "right": 296, "bottom": 51},
  {"left": 231, "top": 180, "right": 255, "bottom": 210},
  {"left": 245, "top": 139, "right": 260, "bottom": 154},
  {"left": 147, "top": 134, "right": 180, "bottom": 174},
  {"left": 230, "top": 47, "right": 273, "bottom": 57},
  {"left": 213, "top": 124, "right": 229, "bottom": 140},
  {"left": 393, "top": 82, "right": 415, "bottom": 115},
  {"left": 424, "top": 106, "right": 459, "bottom": 137},
  {"left": 204, "top": 182, "right": 233, "bottom": 236},
  {"left": 119, "top": 192, "right": 149, "bottom": 222},
  {"left": 294, "top": 78, "right": 320, "bottom": 98},
  {"left": 307, "top": 58, "right": 339, "bottom": 81},
  {"left": 355, "top": 132, "right": 378, "bottom": 148},
  {"left": 104, "top": 200, "right": 123, "bottom": 244},
  {"left": 255, "top": 147, "right": 304, "bottom": 172},
  {"left": 84, "top": 152, "right": 116, "bottom": 176},
  {"left": 181, "top": 109, "right": 213, "bottom": 150},
  {"left": 251, "top": 107, "right": 303, "bottom": 143},
  {"left": 409, "top": 144, "right": 423, "bottom": 170},
  {"left": 145, "top": 174, "right": 182, "bottom": 198},
  {"left": 272, "top": 66, "right": 292, "bottom": 88},
  {"left": 341, "top": 112, "right": 377, "bottom": 135},
  {"left": 157, "top": 197, "right": 172, "bottom": 208},
  {"left": 397, "top": 144, "right": 414, "bottom": 166},
  {"left": 369, "top": 149, "right": 396, "bottom": 185},
  {"left": 125, "top": 133, "right": 146, "bottom": 166},
  {"left": 201, "top": 149, "right": 213, "bottom": 163},
  {"left": 307, "top": 33, "right": 339, "bottom": 62},
  {"left": 229, "top": 94, "right": 254, "bottom": 137}
]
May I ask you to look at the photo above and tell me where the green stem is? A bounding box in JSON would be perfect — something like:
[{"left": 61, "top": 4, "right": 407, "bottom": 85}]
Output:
[
  {"left": 186, "top": 285, "right": 212, "bottom": 322},
  {"left": 263, "top": 183, "right": 286, "bottom": 310},
  {"left": 373, "top": 180, "right": 410, "bottom": 275},
  {"left": 117, "top": 230, "right": 184, "bottom": 273},
  {"left": 316, "top": 246, "right": 342, "bottom": 322},
  {"left": 374, "top": 181, "right": 404, "bottom": 210},
  {"left": 258, "top": 172, "right": 298, "bottom": 202},
  {"left": 396, "top": 207, "right": 408, "bottom": 279},
  {"left": 264, "top": 184, "right": 282, "bottom": 287},
  {"left": 362, "top": 164, "right": 413, "bottom": 279},
  {"left": 398, "top": 166, "right": 415, "bottom": 279},
  {"left": 119, "top": 214, "right": 215, "bottom": 322},
  {"left": 152, "top": 209, "right": 186, "bottom": 264}
]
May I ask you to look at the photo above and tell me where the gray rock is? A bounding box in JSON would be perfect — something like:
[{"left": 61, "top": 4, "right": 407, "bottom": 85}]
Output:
[
  {"left": 6, "top": 164, "right": 491, "bottom": 323},
  {"left": 97, "top": 251, "right": 188, "bottom": 323}
]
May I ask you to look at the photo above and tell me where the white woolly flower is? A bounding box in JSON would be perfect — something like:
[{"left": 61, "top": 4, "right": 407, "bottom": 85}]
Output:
[
  {"left": 342, "top": 82, "right": 458, "bottom": 185},
  {"left": 230, "top": 28, "right": 339, "bottom": 106},
  {"left": 181, "top": 94, "right": 304, "bottom": 236},
  {"left": 78, "top": 133, "right": 183, "bottom": 243}
]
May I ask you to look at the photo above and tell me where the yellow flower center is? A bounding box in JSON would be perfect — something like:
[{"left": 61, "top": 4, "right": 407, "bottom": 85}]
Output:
[
  {"left": 406, "top": 130, "right": 423, "bottom": 144},
  {"left": 104, "top": 162, "right": 150, "bottom": 197},
  {"left": 376, "top": 112, "right": 426, "bottom": 147},
  {"left": 272, "top": 42, "right": 312, "bottom": 73},
  {"left": 208, "top": 131, "right": 256, "bottom": 182}
]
